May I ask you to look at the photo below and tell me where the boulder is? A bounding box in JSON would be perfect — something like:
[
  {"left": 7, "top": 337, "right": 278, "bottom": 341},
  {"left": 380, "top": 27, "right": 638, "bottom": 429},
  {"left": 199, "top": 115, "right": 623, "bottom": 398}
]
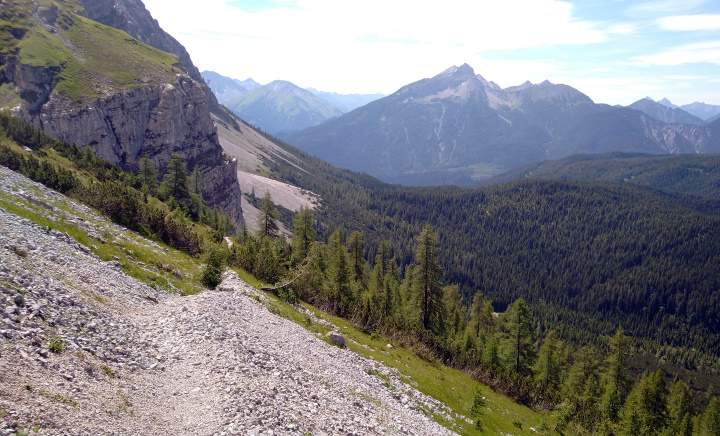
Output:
[{"left": 327, "top": 332, "right": 346, "bottom": 348}]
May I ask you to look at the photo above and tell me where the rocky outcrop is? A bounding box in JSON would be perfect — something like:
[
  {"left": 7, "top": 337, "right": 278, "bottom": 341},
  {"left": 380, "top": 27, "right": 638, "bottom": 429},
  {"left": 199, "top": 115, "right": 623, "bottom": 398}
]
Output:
[
  {"left": 77, "top": 0, "right": 237, "bottom": 126},
  {"left": 21, "top": 74, "right": 243, "bottom": 226}
]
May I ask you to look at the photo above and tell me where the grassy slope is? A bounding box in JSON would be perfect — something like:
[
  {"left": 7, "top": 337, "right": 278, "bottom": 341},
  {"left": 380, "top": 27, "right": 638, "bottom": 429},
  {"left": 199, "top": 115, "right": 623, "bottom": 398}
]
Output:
[
  {"left": 6, "top": 0, "right": 178, "bottom": 102},
  {"left": 254, "top": 281, "right": 553, "bottom": 435},
  {"left": 489, "top": 152, "right": 720, "bottom": 200}
]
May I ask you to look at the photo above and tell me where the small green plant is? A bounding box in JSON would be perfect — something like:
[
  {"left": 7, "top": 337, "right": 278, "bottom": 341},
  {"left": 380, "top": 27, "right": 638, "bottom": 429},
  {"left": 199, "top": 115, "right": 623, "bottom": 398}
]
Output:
[
  {"left": 469, "top": 391, "right": 486, "bottom": 430},
  {"left": 48, "top": 337, "right": 66, "bottom": 354},
  {"left": 201, "top": 245, "right": 226, "bottom": 289},
  {"left": 100, "top": 365, "right": 115, "bottom": 378},
  {"left": 513, "top": 420, "right": 523, "bottom": 430}
]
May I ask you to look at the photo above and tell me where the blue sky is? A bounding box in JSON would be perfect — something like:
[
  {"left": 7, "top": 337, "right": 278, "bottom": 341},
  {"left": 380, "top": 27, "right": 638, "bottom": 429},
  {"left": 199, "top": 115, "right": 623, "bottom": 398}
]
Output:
[{"left": 144, "top": 0, "right": 720, "bottom": 105}]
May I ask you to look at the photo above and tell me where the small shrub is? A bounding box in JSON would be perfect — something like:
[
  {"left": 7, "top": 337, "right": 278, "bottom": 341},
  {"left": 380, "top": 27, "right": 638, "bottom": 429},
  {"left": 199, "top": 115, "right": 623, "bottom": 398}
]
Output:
[
  {"left": 48, "top": 337, "right": 65, "bottom": 354},
  {"left": 201, "top": 246, "right": 226, "bottom": 289},
  {"left": 513, "top": 420, "right": 523, "bottom": 430},
  {"left": 100, "top": 365, "right": 115, "bottom": 378}
]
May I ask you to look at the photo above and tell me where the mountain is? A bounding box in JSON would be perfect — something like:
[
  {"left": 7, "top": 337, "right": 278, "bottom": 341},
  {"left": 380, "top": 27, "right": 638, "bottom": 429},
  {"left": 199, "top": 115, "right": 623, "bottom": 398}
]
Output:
[
  {"left": 307, "top": 88, "right": 385, "bottom": 112},
  {"left": 657, "top": 97, "right": 678, "bottom": 109},
  {"left": 229, "top": 80, "right": 343, "bottom": 135},
  {"left": 0, "top": 0, "right": 243, "bottom": 225},
  {"left": 202, "top": 70, "right": 260, "bottom": 105},
  {"left": 202, "top": 71, "right": 382, "bottom": 134},
  {"left": 288, "top": 64, "right": 719, "bottom": 186},
  {"left": 629, "top": 98, "right": 704, "bottom": 125},
  {"left": 682, "top": 101, "right": 720, "bottom": 121}
]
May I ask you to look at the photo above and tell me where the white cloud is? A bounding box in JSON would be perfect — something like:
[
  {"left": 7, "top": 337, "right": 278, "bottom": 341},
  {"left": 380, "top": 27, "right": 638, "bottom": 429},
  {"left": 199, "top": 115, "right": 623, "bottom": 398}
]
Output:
[
  {"left": 142, "top": 0, "right": 608, "bottom": 94},
  {"left": 657, "top": 14, "right": 720, "bottom": 31},
  {"left": 633, "top": 40, "right": 720, "bottom": 66}
]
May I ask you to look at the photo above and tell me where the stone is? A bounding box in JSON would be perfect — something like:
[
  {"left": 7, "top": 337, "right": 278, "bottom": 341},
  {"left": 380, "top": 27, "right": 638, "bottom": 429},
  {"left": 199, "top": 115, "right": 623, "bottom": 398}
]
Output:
[
  {"left": 327, "top": 332, "right": 347, "bottom": 349},
  {"left": 14, "top": 294, "right": 25, "bottom": 307}
]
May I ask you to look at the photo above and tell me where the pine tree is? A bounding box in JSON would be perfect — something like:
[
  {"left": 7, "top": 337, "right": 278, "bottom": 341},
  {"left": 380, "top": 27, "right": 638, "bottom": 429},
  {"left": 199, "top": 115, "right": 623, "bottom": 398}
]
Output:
[
  {"left": 663, "top": 381, "right": 693, "bottom": 436},
  {"left": 413, "top": 225, "right": 444, "bottom": 334},
  {"left": 201, "top": 245, "right": 226, "bottom": 289},
  {"left": 467, "top": 293, "right": 494, "bottom": 339},
  {"left": 189, "top": 167, "right": 202, "bottom": 196},
  {"left": 618, "top": 370, "right": 668, "bottom": 436},
  {"left": 162, "top": 154, "right": 190, "bottom": 203},
  {"left": 699, "top": 397, "right": 720, "bottom": 436},
  {"left": 504, "top": 298, "right": 536, "bottom": 378},
  {"left": 291, "top": 207, "right": 316, "bottom": 264},
  {"left": 139, "top": 157, "right": 158, "bottom": 194},
  {"left": 347, "top": 231, "right": 365, "bottom": 285},
  {"left": 533, "top": 330, "right": 561, "bottom": 404},
  {"left": 260, "top": 191, "right": 279, "bottom": 238},
  {"left": 326, "top": 229, "right": 353, "bottom": 316},
  {"left": 600, "top": 327, "right": 631, "bottom": 424}
]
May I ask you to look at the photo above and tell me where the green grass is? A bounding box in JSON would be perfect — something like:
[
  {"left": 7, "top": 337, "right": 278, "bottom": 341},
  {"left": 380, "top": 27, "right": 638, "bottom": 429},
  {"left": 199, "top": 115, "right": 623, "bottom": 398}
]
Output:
[
  {"left": 0, "top": 192, "right": 203, "bottom": 296},
  {"left": 13, "top": 1, "right": 179, "bottom": 101},
  {"left": 243, "top": 283, "right": 554, "bottom": 435},
  {"left": 303, "top": 307, "right": 554, "bottom": 435}
]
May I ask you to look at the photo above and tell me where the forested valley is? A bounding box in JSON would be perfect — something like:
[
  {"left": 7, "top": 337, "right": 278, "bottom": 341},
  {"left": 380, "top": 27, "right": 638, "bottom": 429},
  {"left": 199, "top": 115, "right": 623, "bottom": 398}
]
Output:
[{"left": 3, "top": 112, "right": 720, "bottom": 435}]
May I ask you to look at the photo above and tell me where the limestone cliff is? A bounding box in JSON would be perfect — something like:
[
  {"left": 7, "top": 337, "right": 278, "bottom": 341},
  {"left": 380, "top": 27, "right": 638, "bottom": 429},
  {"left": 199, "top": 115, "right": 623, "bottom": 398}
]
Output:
[{"left": 0, "top": 0, "right": 243, "bottom": 227}]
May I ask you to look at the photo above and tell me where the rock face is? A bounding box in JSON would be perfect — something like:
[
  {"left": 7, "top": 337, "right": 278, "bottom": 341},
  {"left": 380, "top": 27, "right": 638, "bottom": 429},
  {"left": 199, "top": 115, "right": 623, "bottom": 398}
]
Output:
[
  {"left": 629, "top": 98, "right": 704, "bottom": 125},
  {"left": 2, "top": 0, "right": 243, "bottom": 227}
]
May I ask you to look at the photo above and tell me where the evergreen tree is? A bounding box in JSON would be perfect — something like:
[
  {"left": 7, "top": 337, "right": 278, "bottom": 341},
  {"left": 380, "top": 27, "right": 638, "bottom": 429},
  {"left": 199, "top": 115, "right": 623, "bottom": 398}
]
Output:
[
  {"left": 259, "top": 191, "right": 279, "bottom": 238},
  {"left": 162, "top": 154, "right": 190, "bottom": 203},
  {"left": 618, "top": 370, "right": 668, "bottom": 436},
  {"left": 347, "top": 231, "right": 365, "bottom": 285},
  {"left": 504, "top": 298, "right": 536, "bottom": 378},
  {"left": 201, "top": 245, "right": 226, "bottom": 289},
  {"left": 600, "top": 327, "right": 631, "bottom": 424},
  {"left": 291, "top": 207, "right": 316, "bottom": 264},
  {"left": 189, "top": 167, "right": 202, "bottom": 195},
  {"left": 699, "top": 397, "right": 720, "bottom": 436},
  {"left": 326, "top": 229, "right": 353, "bottom": 316},
  {"left": 663, "top": 380, "right": 693, "bottom": 436},
  {"left": 139, "top": 157, "right": 158, "bottom": 194},
  {"left": 533, "top": 330, "right": 561, "bottom": 404},
  {"left": 467, "top": 293, "right": 494, "bottom": 339},
  {"left": 413, "top": 225, "right": 444, "bottom": 334}
]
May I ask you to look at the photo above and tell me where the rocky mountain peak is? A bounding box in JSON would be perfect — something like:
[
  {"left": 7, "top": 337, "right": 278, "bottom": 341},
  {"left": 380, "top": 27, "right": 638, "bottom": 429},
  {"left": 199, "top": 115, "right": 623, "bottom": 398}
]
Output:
[
  {"left": 658, "top": 98, "right": 677, "bottom": 108},
  {"left": 436, "top": 63, "right": 476, "bottom": 80}
]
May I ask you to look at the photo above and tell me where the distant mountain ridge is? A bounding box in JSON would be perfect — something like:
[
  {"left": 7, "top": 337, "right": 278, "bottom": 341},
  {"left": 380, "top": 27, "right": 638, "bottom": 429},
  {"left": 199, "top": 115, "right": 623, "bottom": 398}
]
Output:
[
  {"left": 628, "top": 98, "right": 704, "bottom": 125},
  {"left": 201, "top": 71, "right": 383, "bottom": 134},
  {"left": 288, "top": 64, "right": 720, "bottom": 185},
  {"left": 680, "top": 101, "right": 720, "bottom": 121}
]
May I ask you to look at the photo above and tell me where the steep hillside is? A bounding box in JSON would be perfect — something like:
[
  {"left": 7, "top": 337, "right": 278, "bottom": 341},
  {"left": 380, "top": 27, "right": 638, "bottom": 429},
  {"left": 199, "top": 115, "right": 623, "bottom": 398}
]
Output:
[
  {"left": 488, "top": 153, "right": 720, "bottom": 202},
  {"left": 288, "top": 64, "right": 719, "bottom": 185},
  {"left": 213, "top": 113, "right": 320, "bottom": 234},
  {"left": 230, "top": 80, "right": 343, "bottom": 135},
  {"left": 0, "top": 0, "right": 243, "bottom": 225},
  {"left": 0, "top": 166, "right": 461, "bottom": 435},
  {"left": 629, "top": 98, "right": 704, "bottom": 125}
]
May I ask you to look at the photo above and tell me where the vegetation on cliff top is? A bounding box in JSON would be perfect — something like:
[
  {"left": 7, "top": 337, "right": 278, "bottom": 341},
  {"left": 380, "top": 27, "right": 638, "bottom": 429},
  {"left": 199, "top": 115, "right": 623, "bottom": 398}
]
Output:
[{"left": 2, "top": 0, "right": 179, "bottom": 103}]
